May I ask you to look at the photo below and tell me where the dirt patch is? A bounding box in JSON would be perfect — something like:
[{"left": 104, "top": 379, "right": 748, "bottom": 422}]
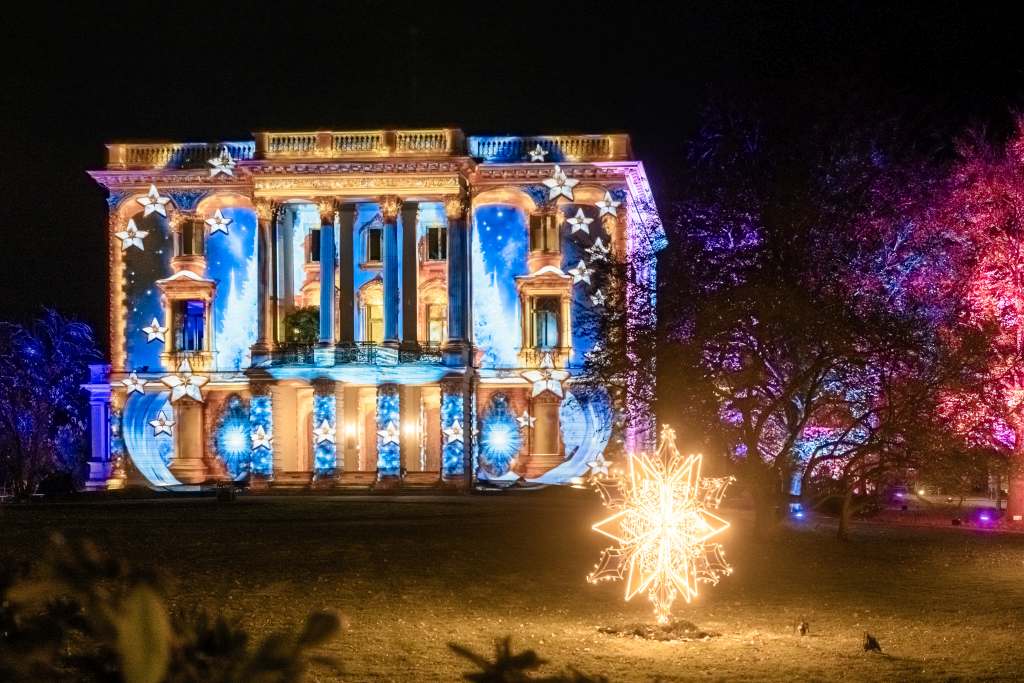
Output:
[{"left": 598, "top": 619, "right": 720, "bottom": 641}]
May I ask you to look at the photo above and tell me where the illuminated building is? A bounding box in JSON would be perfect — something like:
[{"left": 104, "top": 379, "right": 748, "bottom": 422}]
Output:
[{"left": 83, "top": 129, "right": 664, "bottom": 490}]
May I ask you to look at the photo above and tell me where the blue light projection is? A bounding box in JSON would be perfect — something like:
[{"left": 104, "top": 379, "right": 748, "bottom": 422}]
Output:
[
  {"left": 562, "top": 204, "right": 601, "bottom": 367},
  {"left": 206, "top": 207, "right": 257, "bottom": 371},
  {"left": 376, "top": 385, "right": 400, "bottom": 477},
  {"left": 213, "top": 394, "right": 250, "bottom": 480},
  {"left": 123, "top": 210, "right": 172, "bottom": 372},
  {"left": 249, "top": 394, "right": 273, "bottom": 477},
  {"left": 121, "top": 391, "right": 180, "bottom": 487},
  {"left": 440, "top": 388, "right": 463, "bottom": 478},
  {"left": 313, "top": 393, "right": 337, "bottom": 477},
  {"left": 472, "top": 205, "right": 528, "bottom": 368},
  {"left": 528, "top": 388, "right": 613, "bottom": 485},
  {"left": 479, "top": 394, "right": 522, "bottom": 477}
]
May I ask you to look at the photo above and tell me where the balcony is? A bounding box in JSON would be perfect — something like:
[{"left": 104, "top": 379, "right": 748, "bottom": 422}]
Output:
[
  {"left": 267, "top": 342, "right": 444, "bottom": 366},
  {"left": 106, "top": 141, "right": 256, "bottom": 170},
  {"left": 254, "top": 129, "right": 465, "bottom": 160},
  {"left": 467, "top": 134, "right": 632, "bottom": 163}
]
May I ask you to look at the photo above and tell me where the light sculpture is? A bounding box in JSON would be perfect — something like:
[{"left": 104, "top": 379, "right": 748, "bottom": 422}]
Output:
[
  {"left": 160, "top": 359, "right": 209, "bottom": 403},
  {"left": 588, "top": 425, "right": 732, "bottom": 624},
  {"left": 590, "top": 290, "right": 607, "bottom": 306},
  {"left": 137, "top": 184, "right": 171, "bottom": 217},
  {"left": 596, "top": 191, "right": 621, "bottom": 217},
  {"left": 567, "top": 208, "right": 594, "bottom": 234},
  {"left": 204, "top": 209, "right": 233, "bottom": 234},
  {"left": 528, "top": 144, "right": 548, "bottom": 162},
  {"left": 115, "top": 219, "right": 148, "bottom": 251},
  {"left": 569, "top": 260, "right": 593, "bottom": 285},
  {"left": 543, "top": 164, "right": 578, "bottom": 200},
  {"left": 208, "top": 147, "right": 235, "bottom": 177}
]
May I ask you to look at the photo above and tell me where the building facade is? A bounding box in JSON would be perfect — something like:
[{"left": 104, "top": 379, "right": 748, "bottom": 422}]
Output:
[{"left": 84, "top": 129, "right": 664, "bottom": 491}]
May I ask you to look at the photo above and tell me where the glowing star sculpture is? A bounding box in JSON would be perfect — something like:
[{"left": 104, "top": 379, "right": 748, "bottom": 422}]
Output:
[
  {"left": 204, "top": 209, "right": 232, "bottom": 234},
  {"left": 313, "top": 419, "right": 336, "bottom": 444},
  {"left": 137, "top": 184, "right": 171, "bottom": 217},
  {"left": 516, "top": 410, "right": 536, "bottom": 429},
  {"left": 588, "top": 425, "right": 733, "bottom": 624},
  {"left": 149, "top": 410, "right": 175, "bottom": 436},
  {"left": 377, "top": 420, "right": 401, "bottom": 446},
  {"left": 142, "top": 318, "right": 167, "bottom": 343},
  {"left": 528, "top": 144, "right": 548, "bottom": 162},
  {"left": 569, "top": 260, "right": 593, "bottom": 285},
  {"left": 160, "top": 359, "right": 209, "bottom": 403},
  {"left": 522, "top": 355, "right": 570, "bottom": 398},
  {"left": 586, "top": 237, "right": 610, "bottom": 262},
  {"left": 596, "top": 191, "right": 621, "bottom": 217},
  {"left": 543, "top": 164, "right": 578, "bottom": 200},
  {"left": 121, "top": 372, "right": 146, "bottom": 395},
  {"left": 567, "top": 208, "right": 594, "bottom": 234},
  {"left": 443, "top": 418, "right": 464, "bottom": 444},
  {"left": 208, "top": 147, "right": 236, "bottom": 177},
  {"left": 251, "top": 424, "right": 272, "bottom": 450},
  {"left": 115, "top": 219, "right": 148, "bottom": 251}
]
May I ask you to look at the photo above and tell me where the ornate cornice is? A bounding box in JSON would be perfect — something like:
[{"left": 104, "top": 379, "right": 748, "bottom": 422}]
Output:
[
  {"left": 253, "top": 198, "right": 276, "bottom": 221},
  {"left": 253, "top": 175, "right": 462, "bottom": 197},
  {"left": 243, "top": 159, "right": 473, "bottom": 175}
]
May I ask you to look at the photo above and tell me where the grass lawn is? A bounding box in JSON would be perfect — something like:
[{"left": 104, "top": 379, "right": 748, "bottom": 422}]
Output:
[{"left": 3, "top": 488, "right": 1024, "bottom": 681}]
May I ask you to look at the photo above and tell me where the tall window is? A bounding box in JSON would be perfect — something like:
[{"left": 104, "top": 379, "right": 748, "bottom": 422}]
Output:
[
  {"left": 365, "top": 305, "right": 384, "bottom": 343},
  {"left": 426, "top": 225, "right": 447, "bottom": 260},
  {"left": 175, "top": 300, "right": 205, "bottom": 352},
  {"left": 309, "top": 228, "right": 321, "bottom": 263},
  {"left": 529, "top": 214, "right": 559, "bottom": 253},
  {"left": 180, "top": 220, "right": 204, "bottom": 256},
  {"left": 426, "top": 304, "right": 447, "bottom": 345},
  {"left": 532, "top": 297, "right": 560, "bottom": 350},
  {"left": 366, "top": 226, "right": 383, "bottom": 262}
]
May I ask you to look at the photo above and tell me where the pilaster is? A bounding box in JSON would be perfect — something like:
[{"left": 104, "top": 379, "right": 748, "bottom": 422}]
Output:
[
  {"left": 380, "top": 195, "right": 401, "bottom": 347},
  {"left": 316, "top": 200, "right": 337, "bottom": 366},
  {"left": 442, "top": 193, "right": 471, "bottom": 366}
]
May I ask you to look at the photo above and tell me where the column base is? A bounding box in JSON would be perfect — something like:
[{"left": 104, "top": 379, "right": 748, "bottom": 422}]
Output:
[
  {"left": 373, "top": 476, "right": 402, "bottom": 492},
  {"left": 314, "top": 344, "right": 336, "bottom": 367},
  {"left": 170, "top": 458, "right": 207, "bottom": 485},
  {"left": 442, "top": 340, "right": 471, "bottom": 366},
  {"left": 84, "top": 460, "right": 112, "bottom": 491},
  {"left": 250, "top": 342, "right": 273, "bottom": 365}
]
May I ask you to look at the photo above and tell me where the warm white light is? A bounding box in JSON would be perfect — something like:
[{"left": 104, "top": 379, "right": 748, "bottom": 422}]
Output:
[{"left": 345, "top": 423, "right": 357, "bottom": 438}]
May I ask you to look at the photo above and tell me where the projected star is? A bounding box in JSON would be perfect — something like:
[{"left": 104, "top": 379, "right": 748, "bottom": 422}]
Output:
[
  {"left": 522, "top": 355, "right": 570, "bottom": 398},
  {"left": 205, "top": 209, "right": 232, "bottom": 235},
  {"left": 115, "top": 219, "right": 149, "bottom": 251},
  {"left": 587, "top": 237, "right": 610, "bottom": 262},
  {"left": 587, "top": 453, "right": 612, "bottom": 477},
  {"left": 528, "top": 144, "right": 548, "bottom": 162},
  {"left": 516, "top": 410, "right": 536, "bottom": 429},
  {"left": 208, "top": 147, "right": 236, "bottom": 177},
  {"left": 543, "top": 164, "right": 579, "bottom": 200},
  {"left": 142, "top": 318, "right": 167, "bottom": 343},
  {"left": 591, "top": 289, "right": 607, "bottom": 306},
  {"left": 313, "top": 419, "right": 336, "bottom": 444},
  {"left": 121, "top": 372, "right": 146, "bottom": 395},
  {"left": 567, "top": 208, "right": 594, "bottom": 235},
  {"left": 160, "top": 359, "right": 209, "bottom": 403},
  {"left": 443, "top": 418, "right": 464, "bottom": 444},
  {"left": 588, "top": 426, "right": 733, "bottom": 624},
  {"left": 596, "top": 191, "right": 621, "bottom": 217},
  {"left": 569, "top": 260, "right": 593, "bottom": 285},
  {"left": 377, "top": 420, "right": 400, "bottom": 446},
  {"left": 149, "top": 410, "right": 175, "bottom": 436},
  {"left": 251, "top": 425, "right": 272, "bottom": 450},
  {"left": 137, "top": 184, "right": 171, "bottom": 217}
]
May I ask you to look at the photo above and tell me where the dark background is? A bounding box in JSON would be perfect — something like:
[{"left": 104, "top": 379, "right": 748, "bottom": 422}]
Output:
[{"left": 1, "top": 1, "right": 1020, "bottom": 347}]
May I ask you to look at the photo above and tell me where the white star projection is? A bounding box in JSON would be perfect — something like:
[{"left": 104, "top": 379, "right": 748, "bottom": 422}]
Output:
[
  {"left": 149, "top": 410, "right": 175, "bottom": 436},
  {"left": 588, "top": 426, "right": 733, "bottom": 624},
  {"left": 121, "top": 372, "right": 146, "bottom": 395},
  {"left": 313, "top": 419, "right": 336, "bottom": 444},
  {"left": 115, "top": 219, "right": 148, "bottom": 251},
  {"left": 522, "top": 355, "right": 570, "bottom": 398},
  {"left": 208, "top": 147, "right": 236, "bottom": 177},
  {"left": 377, "top": 420, "right": 401, "bottom": 445},
  {"left": 587, "top": 453, "right": 612, "bottom": 478},
  {"left": 569, "top": 260, "right": 593, "bottom": 285},
  {"left": 567, "top": 208, "right": 594, "bottom": 235},
  {"left": 251, "top": 425, "right": 272, "bottom": 450},
  {"left": 596, "top": 191, "right": 621, "bottom": 217},
  {"left": 516, "top": 410, "right": 536, "bottom": 429},
  {"left": 591, "top": 289, "right": 607, "bottom": 306},
  {"left": 137, "top": 184, "right": 171, "bottom": 217},
  {"left": 160, "top": 359, "right": 209, "bottom": 403},
  {"left": 528, "top": 144, "right": 548, "bottom": 162},
  {"left": 142, "top": 318, "right": 167, "bottom": 343},
  {"left": 443, "top": 418, "right": 465, "bottom": 444},
  {"left": 543, "top": 164, "right": 579, "bottom": 200},
  {"left": 204, "top": 209, "right": 233, "bottom": 235},
  {"left": 586, "top": 237, "right": 610, "bottom": 262}
]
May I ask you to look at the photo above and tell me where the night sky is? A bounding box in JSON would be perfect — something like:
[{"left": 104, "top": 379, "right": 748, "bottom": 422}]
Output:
[{"left": 1, "top": 1, "right": 1020, "bottom": 347}]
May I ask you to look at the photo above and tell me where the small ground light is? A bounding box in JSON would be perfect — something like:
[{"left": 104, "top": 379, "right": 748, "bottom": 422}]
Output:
[{"left": 918, "top": 489, "right": 926, "bottom": 496}]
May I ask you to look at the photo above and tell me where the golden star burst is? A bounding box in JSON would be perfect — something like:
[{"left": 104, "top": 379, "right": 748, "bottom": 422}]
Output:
[{"left": 587, "top": 426, "right": 733, "bottom": 624}]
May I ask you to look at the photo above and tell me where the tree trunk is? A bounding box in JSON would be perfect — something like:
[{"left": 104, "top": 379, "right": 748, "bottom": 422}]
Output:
[
  {"left": 749, "top": 473, "right": 780, "bottom": 540},
  {"left": 838, "top": 487, "right": 854, "bottom": 541},
  {"left": 1007, "top": 436, "right": 1024, "bottom": 522}
]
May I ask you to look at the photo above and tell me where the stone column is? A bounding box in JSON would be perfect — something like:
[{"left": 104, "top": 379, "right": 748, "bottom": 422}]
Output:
[
  {"left": 315, "top": 200, "right": 337, "bottom": 367},
  {"left": 375, "top": 383, "right": 401, "bottom": 487},
  {"left": 337, "top": 203, "right": 357, "bottom": 346},
  {"left": 400, "top": 200, "right": 420, "bottom": 352},
  {"left": 312, "top": 379, "right": 338, "bottom": 483},
  {"left": 439, "top": 378, "right": 465, "bottom": 481},
  {"left": 443, "top": 194, "right": 470, "bottom": 365},
  {"left": 252, "top": 199, "right": 277, "bottom": 363},
  {"left": 381, "top": 196, "right": 401, "bottom": 347},
  {"left": 170, "top": 398, "right": 206, "bottom": 484},
  {"left": 249, "top": 378, "right": 274, "bottom": 486},
  {"left": 83, "top": 364, "right": 112, "bottom": 491}
]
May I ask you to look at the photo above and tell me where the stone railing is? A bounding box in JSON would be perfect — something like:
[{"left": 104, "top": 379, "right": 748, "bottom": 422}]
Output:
[
  {"left": 106, "top": 141, "right": 256, "bottom": 170},
  {"left": 256, "top": 129, "right": 464, "bottom": 160},
  {"left": 467, "top": 134, "right": 631, "bottom": 163}
]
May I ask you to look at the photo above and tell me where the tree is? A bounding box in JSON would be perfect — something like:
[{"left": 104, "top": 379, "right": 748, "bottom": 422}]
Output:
[
  {"left": 283, "top": 306, "right": 320, "bottom": 345},
  {"left": 0, "top": 310, "right": 100, "bottom": 498}
]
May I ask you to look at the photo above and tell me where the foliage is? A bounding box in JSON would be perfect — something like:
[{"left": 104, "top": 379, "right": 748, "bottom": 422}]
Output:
[
  {"left": 0, "top": 534, "right": 341, "bottom": 683},
  {"left": 0, "top": 309, "right": 101, "bottom": 497},
  {"left": 449, "top": 637, "right": 607, "bottom": 683},
  {"left": 282, "top": 307, "right": 319, "bottom": 345}
]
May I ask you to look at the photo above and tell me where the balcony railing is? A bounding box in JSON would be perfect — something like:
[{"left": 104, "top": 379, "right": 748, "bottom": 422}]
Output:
[
  {"left": 267, "top": 342, "right": 444, "bottom": 366},
  {"left": 256, "top": 129, "right": 464, "bottom": 160},
  {"left": 467, "top": 134, "right": 632, "bottom": 163},
  {"left": 106, "top": 141, "right": 256, "bottom": 170}
]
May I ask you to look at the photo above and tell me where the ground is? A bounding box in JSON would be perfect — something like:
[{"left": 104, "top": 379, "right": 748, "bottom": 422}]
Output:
[{"left": 3, "top": 489, "right": 1024, "bottom": 682}]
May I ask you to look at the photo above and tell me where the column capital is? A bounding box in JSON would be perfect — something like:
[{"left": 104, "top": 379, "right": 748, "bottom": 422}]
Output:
[
  {"left": 444, "top": 194, "right": 467, "bottom": 221},
  {"left": 253, "top": 198, "right": 278, "bottom": 222},
  {"left": 379, "top": 195, "right": 402, "bottom": 222},
  {"left": 316, "top": 198, "right": 337, "bottom": 225}
]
